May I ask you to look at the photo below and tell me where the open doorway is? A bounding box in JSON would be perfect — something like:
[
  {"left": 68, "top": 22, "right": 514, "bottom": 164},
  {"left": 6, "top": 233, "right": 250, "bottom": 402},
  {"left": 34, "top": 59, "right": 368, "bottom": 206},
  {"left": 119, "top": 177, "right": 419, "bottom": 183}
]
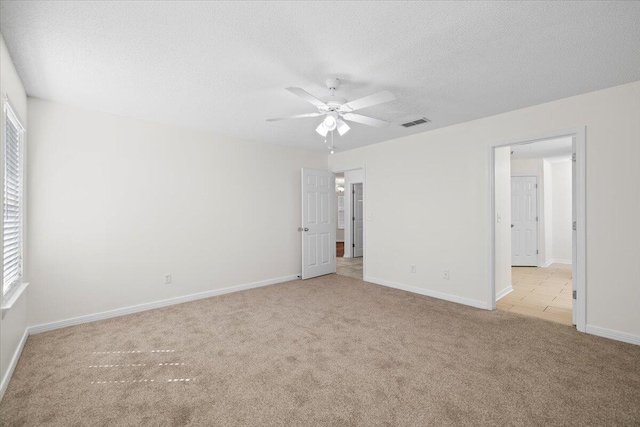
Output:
[
  {"left": 491, "top": 128, "right": 586, "bottom": 331},
  {"left": 334, "top": 169, "right": 364, "bottom": 280},
  {"left": 335, "top": 173, "right": 345, "bottom": 258},
  {"left": 507, "top": 139, "right": 574, "bottom": 325}
]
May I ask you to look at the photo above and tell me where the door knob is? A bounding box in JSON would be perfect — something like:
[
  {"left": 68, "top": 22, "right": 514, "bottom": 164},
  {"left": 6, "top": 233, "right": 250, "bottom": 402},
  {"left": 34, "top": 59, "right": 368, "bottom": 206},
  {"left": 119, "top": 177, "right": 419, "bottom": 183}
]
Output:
[
  {"left": 511, "top": 224, "right": 515, "bottom": 228},
  {"left": 298, "top": 227, "right": 309, "bottom": 232},
  {"left": 304, "top": 228, "right": 309, "bottom": 232}
]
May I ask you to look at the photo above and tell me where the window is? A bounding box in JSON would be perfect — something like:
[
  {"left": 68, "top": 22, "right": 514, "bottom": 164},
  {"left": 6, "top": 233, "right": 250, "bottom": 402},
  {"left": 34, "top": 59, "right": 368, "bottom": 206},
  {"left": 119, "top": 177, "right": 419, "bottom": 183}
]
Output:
[{"left": 3, "top": 98, "right": 24, "bottom": 298}]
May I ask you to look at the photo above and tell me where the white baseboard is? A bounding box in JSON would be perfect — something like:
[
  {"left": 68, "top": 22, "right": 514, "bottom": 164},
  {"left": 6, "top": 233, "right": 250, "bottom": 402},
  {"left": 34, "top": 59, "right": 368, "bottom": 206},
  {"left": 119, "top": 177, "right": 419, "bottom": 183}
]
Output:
[
  {"left": 3, "top": 276, "right": 638, "bottom": 403},
  {"left": 1, "top": 275, "right": 299, "bottom": 401},
  {"left": 496, "top": 286, "right": 514, "bottom": 301},
  {"left": 363, "top": 276, "right": 487, "bottom": 310},
  {"left": 29, "top": 274, "right": 299, "bottom": 335},
  {"left": 586, "top": 325, "right": 640, "bottom": 346},
  {"left": 542, "top": 259, "right": 572, "bottom": 267},
  {"left": 363, "top": 278, "right": 639, "bottom": 346},
  {"left": 0, "top": 329, "right": 28, "bottom": 401}
]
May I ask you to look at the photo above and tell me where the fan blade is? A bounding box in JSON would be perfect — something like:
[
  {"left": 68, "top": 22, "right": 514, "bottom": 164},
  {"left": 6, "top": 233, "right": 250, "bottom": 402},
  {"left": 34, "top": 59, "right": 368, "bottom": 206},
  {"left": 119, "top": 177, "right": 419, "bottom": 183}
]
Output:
[
  {"left": 267, "top": 112, "right": 324, "bottom": 122},
  {"left": 340, "top": 90, "right": 395, "bottom": 112},
  {"left": 342, "top": 113, "right": 390, "bottom": 128},
  {"left": 286, "top": 87, "right": 327, "bottom": 108}
]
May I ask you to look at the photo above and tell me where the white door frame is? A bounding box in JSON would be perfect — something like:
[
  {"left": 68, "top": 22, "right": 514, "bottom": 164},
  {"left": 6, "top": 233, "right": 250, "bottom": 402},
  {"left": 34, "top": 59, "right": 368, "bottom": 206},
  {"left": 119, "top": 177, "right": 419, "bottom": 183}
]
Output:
[
  {"left": 351, "top": 182, "right": 364, "bottom": 258},
  {"left": 331, "top": 165, "right": 366, "bottom": 279},
  {"left": 489, "top": 127, "right": 586, "bottom": 332}
]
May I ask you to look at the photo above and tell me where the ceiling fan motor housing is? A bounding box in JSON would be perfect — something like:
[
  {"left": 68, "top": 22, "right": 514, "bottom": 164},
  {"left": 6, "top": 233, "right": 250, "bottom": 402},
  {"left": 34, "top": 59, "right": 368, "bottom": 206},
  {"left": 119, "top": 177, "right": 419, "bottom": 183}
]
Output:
[
  {"left": 319, "top": 96, "right": 348, "bottom": 113},
  {"left": 325, "top": 77, "right": 341, "bottom": 90}
]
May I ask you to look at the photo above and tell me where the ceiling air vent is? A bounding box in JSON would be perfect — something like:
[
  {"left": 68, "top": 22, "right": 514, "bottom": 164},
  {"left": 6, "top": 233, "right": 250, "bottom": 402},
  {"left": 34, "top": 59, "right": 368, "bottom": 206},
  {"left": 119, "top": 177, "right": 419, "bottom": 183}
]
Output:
[{"left": 401, "top": 117, "right": 431, "bottom": 128}]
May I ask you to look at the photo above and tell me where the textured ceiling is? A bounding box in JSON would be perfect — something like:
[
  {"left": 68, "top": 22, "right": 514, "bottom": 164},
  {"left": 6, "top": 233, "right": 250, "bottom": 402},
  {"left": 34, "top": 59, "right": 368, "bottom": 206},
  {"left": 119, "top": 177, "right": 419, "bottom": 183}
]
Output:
[{"left": 1, "top": 1, "right": 639, "bottom": 152}]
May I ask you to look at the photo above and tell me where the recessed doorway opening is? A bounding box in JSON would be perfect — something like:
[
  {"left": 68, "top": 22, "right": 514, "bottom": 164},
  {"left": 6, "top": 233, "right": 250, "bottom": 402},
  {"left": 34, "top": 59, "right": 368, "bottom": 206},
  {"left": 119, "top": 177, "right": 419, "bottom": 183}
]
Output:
[
  {"left": 490, "top": 128, "right": 586, "bottom": 332},
  {"left": 332, "top": 168, "right": 365, "bottom": 280},
  {"left": 335, "top": 173, "right": 345, "bottom": 258}
]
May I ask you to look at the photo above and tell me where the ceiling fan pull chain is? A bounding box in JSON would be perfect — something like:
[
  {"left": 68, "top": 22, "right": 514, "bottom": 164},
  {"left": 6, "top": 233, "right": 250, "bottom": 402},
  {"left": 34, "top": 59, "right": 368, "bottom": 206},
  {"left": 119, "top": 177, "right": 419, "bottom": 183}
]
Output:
[{"left": 330, "top": 129, "right": 335, "bottom": 154}]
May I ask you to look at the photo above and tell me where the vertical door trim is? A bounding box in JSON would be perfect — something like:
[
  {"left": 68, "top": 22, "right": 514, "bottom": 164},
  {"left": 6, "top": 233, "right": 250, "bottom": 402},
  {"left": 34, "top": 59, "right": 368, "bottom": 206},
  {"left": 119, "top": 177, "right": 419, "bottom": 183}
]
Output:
[
  {"left": 352, "top": 183, "right": 355, "bottom": 258},
  {"left": 351, "top": 183, "right": 364, "bottom": 258}
]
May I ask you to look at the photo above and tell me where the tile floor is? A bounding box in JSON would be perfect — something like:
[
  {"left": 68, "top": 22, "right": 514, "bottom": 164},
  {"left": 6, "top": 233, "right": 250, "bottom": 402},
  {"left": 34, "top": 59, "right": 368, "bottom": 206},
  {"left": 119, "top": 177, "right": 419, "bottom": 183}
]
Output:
[
  {"left": 497, "top": 263, "right": 573, "bottom": 326},
  {"left": 336, "top": 256, "right": 363, "bottom": 279}
]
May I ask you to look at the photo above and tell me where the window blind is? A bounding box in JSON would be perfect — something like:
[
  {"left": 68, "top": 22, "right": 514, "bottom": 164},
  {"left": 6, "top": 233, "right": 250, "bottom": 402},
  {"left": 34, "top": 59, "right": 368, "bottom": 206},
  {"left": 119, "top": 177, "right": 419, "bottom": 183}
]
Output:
[{"left": 3, "top": 102, "right": 23, "bottom": 296}]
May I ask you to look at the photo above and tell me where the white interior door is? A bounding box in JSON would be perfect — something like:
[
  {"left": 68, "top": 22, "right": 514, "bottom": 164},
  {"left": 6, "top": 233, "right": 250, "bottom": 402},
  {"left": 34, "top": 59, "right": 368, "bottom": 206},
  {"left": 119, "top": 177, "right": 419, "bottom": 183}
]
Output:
[
  {"left": 301, "top": 169, "right": 335, "bottom": 279},
  {"left": 511, "top": 176, "right": 538, "bottom": 266},
  {"left": 352, "top": 183, "right": 363, "bottom": 258}
]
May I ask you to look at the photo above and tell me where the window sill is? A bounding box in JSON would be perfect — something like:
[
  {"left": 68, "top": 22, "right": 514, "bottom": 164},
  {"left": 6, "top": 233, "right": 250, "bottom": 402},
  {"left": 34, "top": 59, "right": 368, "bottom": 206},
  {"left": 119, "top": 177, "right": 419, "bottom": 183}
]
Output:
[{"left": 1, "top": 282, "right": 29, "bottom": 319}]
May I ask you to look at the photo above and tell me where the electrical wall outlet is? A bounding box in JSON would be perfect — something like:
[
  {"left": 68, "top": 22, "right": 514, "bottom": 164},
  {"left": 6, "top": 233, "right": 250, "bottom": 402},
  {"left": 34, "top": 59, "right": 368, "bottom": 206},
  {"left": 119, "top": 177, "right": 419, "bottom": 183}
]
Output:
[
  {"left": 443, "top": 270, "right": 450, "bottom": 280},
  {"left": 410, "top": 264, "right": 416, "bottom": 273},
  {"left": 164, "top": 274, "right": 172, "bottom": 284}
]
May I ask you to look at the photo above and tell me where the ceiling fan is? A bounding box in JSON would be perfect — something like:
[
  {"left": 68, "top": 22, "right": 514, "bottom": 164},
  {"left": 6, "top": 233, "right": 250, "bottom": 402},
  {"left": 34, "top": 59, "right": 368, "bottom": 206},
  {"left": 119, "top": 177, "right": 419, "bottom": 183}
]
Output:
[{"left": 267, "top": 78, "right": 396, "bottom": 137}]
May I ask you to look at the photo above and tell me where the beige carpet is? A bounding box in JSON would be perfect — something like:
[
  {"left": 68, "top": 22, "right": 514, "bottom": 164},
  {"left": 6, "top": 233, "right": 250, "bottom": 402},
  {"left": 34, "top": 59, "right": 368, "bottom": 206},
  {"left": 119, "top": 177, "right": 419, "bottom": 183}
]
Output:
[{"left": 1, "top": 275, "right": 639, "bottom": 426}]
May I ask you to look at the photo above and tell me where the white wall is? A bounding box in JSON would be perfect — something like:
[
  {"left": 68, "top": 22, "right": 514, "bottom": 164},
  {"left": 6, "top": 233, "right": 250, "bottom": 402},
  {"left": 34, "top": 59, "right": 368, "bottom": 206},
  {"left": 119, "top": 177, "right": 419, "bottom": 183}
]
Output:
[
  {"left": 26, "top": 98, "right": 327, "bottom": 327},
  {"left": 494, "top": 147, "right": 512, "bottom": 298},
  {"left": 329, "top": 81, "right": 640, "bottom": 339},
  {"left": 0, "top": 34, "right": 29, "bottom": 397},
  {"left": 551, "top": 160, "right": 572, "bottom": 262},
  {"left": 511, "top": 158, "right": 548, "bottom": 266}
]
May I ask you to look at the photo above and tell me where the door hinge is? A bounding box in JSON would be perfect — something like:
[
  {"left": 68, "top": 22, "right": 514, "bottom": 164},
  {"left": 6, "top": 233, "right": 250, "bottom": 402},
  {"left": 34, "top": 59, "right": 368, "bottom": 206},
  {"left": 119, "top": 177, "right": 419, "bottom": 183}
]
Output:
[
  {"left": 352, "top": 244, "right": 355, "bottom": 248},
  {"left": 535, "top": 184, "right": 538, "bottom": 188},
  {"left": 572, "top": 221, "right": 577, "bottom": 231},
  {"left": 352, "top": 190, "right": 355, "bottom": 194},
  {"left": 536, "top": 249, "right": 539, "bottom": 254},
  {"left": 536, "top": 216, "right": 538, "bottom": 222},
  {"left": 572, "top": 290, "right": 577, "bottom": 299},
  {"left": 352, "top": 217, "right": 355, "bottom": 221},
  {"left": 572, "top": 153, "right": 576, "bottom": 162}
]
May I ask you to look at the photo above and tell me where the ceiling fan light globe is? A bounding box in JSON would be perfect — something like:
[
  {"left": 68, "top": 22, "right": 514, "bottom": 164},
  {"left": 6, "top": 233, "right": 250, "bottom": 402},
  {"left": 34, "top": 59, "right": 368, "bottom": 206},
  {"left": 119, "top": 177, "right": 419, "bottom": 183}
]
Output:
[
  {"left": 323, "top": 114, "right": 337, "bottom": 131},
  {"left": 316, "top": 122, "right": 329, "bottom": 137},
  {"left": 337, "top": 119, "right": 350, "bottom": 136}
]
